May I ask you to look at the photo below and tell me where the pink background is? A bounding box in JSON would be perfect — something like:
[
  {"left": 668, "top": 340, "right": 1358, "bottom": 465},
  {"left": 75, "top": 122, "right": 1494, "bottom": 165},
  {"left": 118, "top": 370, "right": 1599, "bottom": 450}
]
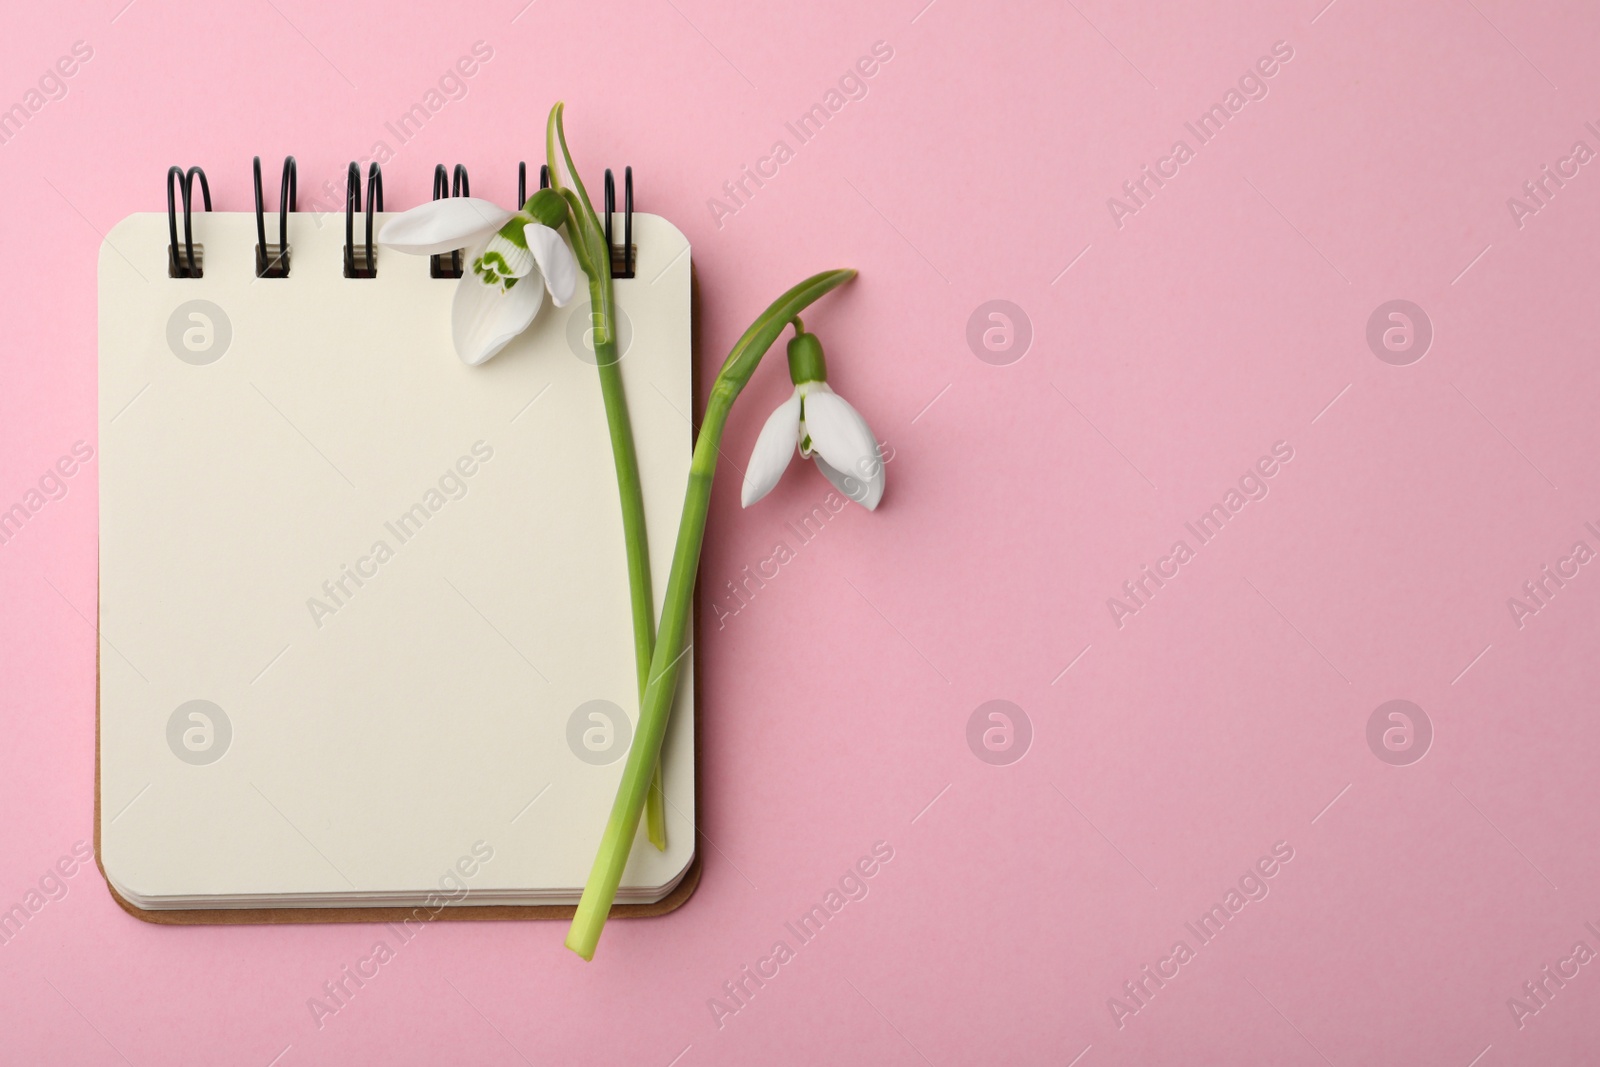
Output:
[{"left": 3, "top": 0, "right": 1599, "bottom": 1063}]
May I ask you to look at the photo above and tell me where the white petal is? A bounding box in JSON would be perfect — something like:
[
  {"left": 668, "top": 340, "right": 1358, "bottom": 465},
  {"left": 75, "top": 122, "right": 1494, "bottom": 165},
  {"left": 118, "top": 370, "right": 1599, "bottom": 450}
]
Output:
[
  {"left": 451, "top": 244, "right": 545, "bottom": 366},
  {"left": 379, "top": 198, "right": 512, "bottom": 256},
  {"left": 740, "top": 391, "right": 802, "bottom": 507},
  {"left": 803, "top": 387, "right": 884, "bottom": 510},
  {"left": 525, "top": 225, "right": 582, "bottom": 307},
  {"left": 814, "top": 453, "right": 884, "bottom": 510}
]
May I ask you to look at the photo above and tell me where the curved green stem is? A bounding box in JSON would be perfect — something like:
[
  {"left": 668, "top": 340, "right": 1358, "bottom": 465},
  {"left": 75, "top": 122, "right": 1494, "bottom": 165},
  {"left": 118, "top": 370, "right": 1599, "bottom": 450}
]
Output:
[
  {"left": 548, "top": 103, "right": 668, "bottom": 848},
  {"left": 566, "top": 267, "right": 858, "bottom": 960}
]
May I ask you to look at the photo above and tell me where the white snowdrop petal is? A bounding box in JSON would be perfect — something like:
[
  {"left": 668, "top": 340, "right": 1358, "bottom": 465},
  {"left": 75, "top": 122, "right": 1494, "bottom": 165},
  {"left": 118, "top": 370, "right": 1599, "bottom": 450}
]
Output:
[
  {"left": 451, "top": 244, "right": 546, "bottom": 366},
  {"left": 741, "top": 392, "right": 803, "bottom": 507},
  {"left": 524, "top": 224, "right": 583, "bottom": 307},
  {"left": 379, "top": 198, "right": 512, "bottom": 256},
  {"left": 802, "top": 388, "right": 884, "bottom": 509},
  {"left": 815, "top": 452, "right": 885, "bottom": 511}
]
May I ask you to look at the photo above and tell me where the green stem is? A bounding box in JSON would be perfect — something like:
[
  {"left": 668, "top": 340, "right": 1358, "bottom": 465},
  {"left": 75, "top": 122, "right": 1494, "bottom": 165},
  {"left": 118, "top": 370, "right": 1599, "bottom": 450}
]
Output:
[
  {"left": 565, "top": 267, "right": 857, "bottom": 960},
  {"left": 591, "top": 272, "right": 669, "bottom": 847},
  {"left": 548, "top": 103, "right": 668, "bottom": 849}
]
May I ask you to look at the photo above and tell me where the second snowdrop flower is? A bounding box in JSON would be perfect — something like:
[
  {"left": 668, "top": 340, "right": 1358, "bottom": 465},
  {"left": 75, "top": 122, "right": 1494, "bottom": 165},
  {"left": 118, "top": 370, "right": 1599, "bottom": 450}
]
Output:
[
  {"left": 741, "top": 322, "right": 885, "bottom": 511},
  {"left": 379, "top": 190, "right": 580, "bottom": 366}
]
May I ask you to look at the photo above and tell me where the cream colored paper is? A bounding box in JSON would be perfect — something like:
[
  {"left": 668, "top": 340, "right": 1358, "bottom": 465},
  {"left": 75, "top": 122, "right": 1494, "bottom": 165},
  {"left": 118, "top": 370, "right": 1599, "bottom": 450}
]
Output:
[{"left": 98, "top": 211, "right": 695, "bottom": 908}]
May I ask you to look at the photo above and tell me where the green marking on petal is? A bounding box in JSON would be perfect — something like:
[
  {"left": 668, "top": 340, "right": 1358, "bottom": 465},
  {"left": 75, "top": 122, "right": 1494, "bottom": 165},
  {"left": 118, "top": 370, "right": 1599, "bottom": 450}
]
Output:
[
  {"left": 471, "top": 251, "right": 521, "bottom": 290},
  {"left": 497, "top": 215, "right": 531, "bottom": 250}
]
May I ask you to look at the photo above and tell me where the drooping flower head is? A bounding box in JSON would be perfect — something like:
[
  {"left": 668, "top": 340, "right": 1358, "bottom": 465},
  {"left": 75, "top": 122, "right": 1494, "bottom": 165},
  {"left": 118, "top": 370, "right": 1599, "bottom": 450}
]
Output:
[
  {"left": 379, "top": 190, "right": 580, "bottom": 365},
  {"left": 741, "top": 321, "right": 885, "bottom": 510}
]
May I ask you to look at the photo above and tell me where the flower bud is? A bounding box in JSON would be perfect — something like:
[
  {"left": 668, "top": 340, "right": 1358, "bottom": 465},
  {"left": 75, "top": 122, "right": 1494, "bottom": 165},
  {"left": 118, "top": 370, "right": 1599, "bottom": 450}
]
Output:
[{"left": 786, "top": 327, "right": 828, "bottom": 385}]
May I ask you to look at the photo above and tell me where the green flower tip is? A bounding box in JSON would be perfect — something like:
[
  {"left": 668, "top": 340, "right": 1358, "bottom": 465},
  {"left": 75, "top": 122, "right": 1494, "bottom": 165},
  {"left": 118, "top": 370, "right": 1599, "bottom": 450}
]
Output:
[
  {"left": 522, "top": 187, "right": 568, "bottom": 230},
  {"left": 787, "top": 323, "right": 828, "bottom": 385}
]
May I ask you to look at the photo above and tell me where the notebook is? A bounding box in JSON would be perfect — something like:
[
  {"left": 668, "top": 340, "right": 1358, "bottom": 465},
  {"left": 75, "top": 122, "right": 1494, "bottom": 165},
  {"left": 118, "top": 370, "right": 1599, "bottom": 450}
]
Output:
[{"left": 95, "top": 162, "right": 697, "bottom": 918}]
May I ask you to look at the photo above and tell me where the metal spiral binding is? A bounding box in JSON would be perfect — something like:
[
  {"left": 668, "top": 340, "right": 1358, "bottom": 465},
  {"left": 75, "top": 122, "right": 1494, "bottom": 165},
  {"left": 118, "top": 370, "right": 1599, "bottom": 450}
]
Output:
[
  {"left": 516, "top": 162, "right": 551, "bottom": 206},
  {"left": 603, "top": 166, "right": 634, "bottom": 279},
  {"left": 429, "top": 164, "right": 470, "bottom": 278},
  {"left": 253, "top": 156, "right": 297, "bottom": 278},
  {"left": 171, "top": 159, "right": 634, "bottom": 279},
  {"left": 344, "top": 162, "right": 383, "bottom": 279},
  {"left": 166, "top": 166, "right": 211, "bottom": 278}
]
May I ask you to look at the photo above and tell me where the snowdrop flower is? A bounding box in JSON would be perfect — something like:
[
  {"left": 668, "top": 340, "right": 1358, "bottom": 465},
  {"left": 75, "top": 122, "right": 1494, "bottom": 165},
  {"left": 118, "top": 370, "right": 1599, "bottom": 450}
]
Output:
[
  {"left": 742, "top": 323, "right": 884, "bottom": 510},
  {"left": 379, "top": 192, "right": 580, "bottom": 365}
]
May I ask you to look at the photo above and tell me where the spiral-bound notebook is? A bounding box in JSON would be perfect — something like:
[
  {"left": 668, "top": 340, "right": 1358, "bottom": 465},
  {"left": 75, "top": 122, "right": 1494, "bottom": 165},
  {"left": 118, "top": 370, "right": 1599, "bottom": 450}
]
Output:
[{"left": 95, "top": 162, "right": 698, "bottom": 921}]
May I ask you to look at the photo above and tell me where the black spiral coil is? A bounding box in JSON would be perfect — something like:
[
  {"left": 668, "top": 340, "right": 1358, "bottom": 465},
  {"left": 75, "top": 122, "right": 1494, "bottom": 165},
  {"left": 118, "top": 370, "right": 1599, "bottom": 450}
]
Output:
[
  {"left": 163, "top": 159, "right": 639, "bottom": 279},
  {"left": 429, "top": 163, "right": 471, "bottom": 278},
  {"left": 253, "top": 156, "right": 297, "bottom": 278},
  {"left": 344, "top": 162, "right": 383, "bottom": 279},
  {"left": 166, "top": 165, "right": 211, "bottom": 278}
]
